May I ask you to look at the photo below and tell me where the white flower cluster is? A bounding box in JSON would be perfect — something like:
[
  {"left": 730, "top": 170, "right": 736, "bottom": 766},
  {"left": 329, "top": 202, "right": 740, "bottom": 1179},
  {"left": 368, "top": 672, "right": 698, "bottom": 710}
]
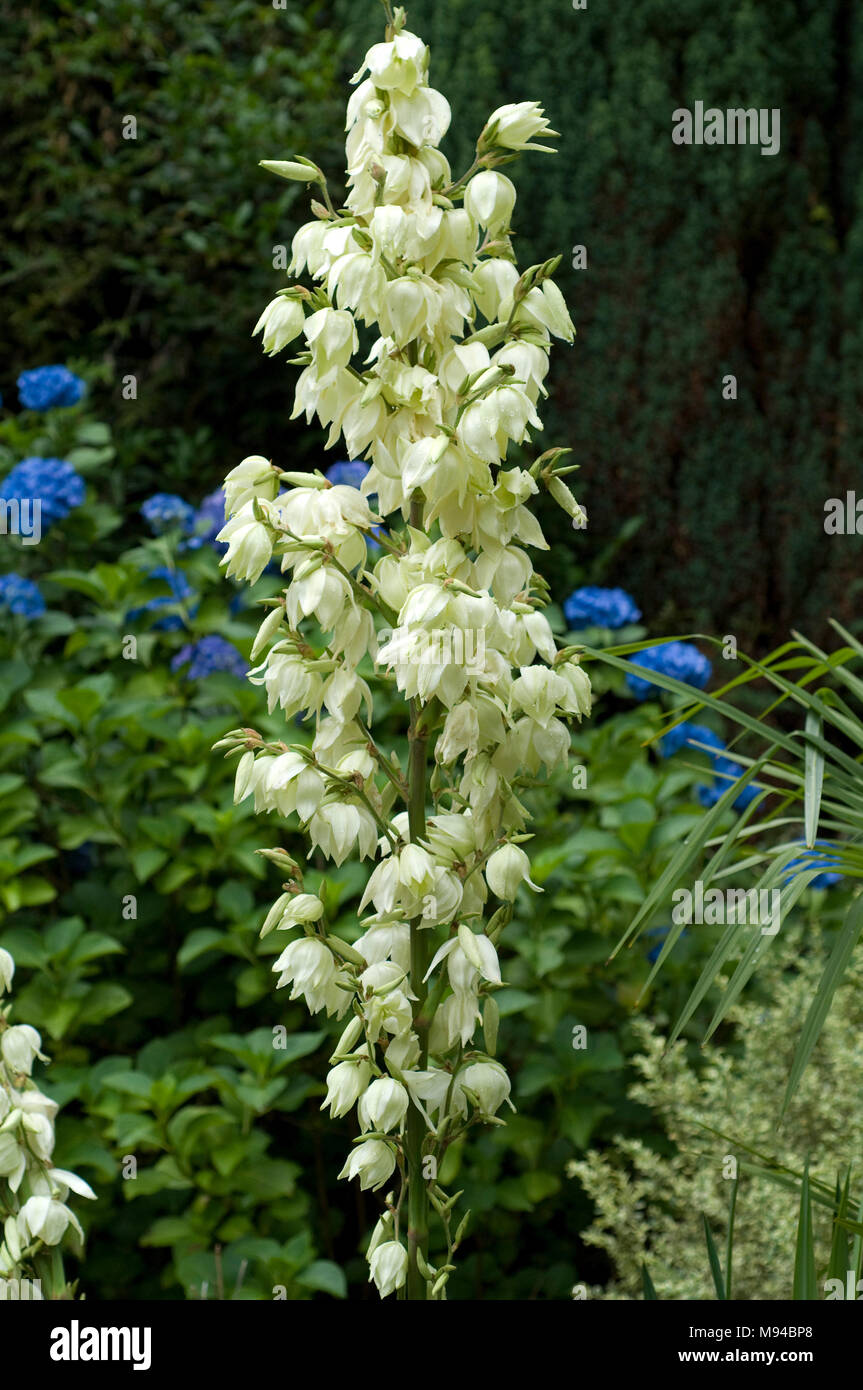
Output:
[
  {"left": 217, "top": 7, "right": 588, "bottom": 1300},
  {"left": 0, "top": 948, "right": 96, "bottom": 1297}
]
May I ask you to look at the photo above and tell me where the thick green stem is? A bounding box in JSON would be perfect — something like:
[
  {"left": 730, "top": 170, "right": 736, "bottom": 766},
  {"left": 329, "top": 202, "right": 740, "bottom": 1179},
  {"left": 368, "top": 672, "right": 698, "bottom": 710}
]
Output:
[{"left": 406, "top": 496, "right": 430, "bottom": 1299}]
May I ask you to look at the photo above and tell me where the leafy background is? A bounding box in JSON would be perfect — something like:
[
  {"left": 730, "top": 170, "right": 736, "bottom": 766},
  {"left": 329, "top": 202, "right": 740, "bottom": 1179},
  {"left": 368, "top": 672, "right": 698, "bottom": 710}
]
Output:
[{"left": 1, "top": 0, "right": 861, "bottom": 1300}]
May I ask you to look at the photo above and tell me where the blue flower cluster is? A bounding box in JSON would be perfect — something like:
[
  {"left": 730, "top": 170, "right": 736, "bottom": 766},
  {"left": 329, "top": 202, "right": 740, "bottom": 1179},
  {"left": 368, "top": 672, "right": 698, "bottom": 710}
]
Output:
[
  {"left": 171, "top": 635, "right": 247, "bottom": 680},
  {"left": 659, "top": 721, "right": 724, "bottom": 758},
  {"left": 644, "top": 924, "right": 689, "bottom": 965},
  {"left": 0, "top": 457, "right": 85, "bottom": 528},
  {"left": 17, "top": 365, "right": 86, "bottom": 412},
  {"left": 127, "top": 568, "right": 197, "bottom": 631},
  {"left": 626, "top": 641, "right": 712, "bottom": 700},
  {"left": 186, "top": 488, "right": 227, "bottom": 548},
  {"left": 0, "top": 573, "right": 45, "bottom": 618},
  {"left": 783, "top": 842, "right": 844, "bottom": 890},
  {"left": 140, "top": 487, "right": 227, "bottom": 552},
  {"left": 696, "top": 756, "right": 759, "bottom": 812},
  {"left": 658, "top": 720, "right": 757, "bottom": 812},
  {"left": 141, "top": 493, "right": 196, "bottom": 534},
  {"left": 563, "top": 585, "right": 642, "bottom": 630},
  {"left": 326, "top": 459, "right": 369, "bottom": 488}
]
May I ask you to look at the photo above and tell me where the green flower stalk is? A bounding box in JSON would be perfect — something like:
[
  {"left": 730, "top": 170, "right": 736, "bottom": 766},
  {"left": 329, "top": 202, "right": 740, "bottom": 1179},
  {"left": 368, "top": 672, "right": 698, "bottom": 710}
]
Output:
[{"left": 217, "top": 5, "right": 588, "bottom": 1299}]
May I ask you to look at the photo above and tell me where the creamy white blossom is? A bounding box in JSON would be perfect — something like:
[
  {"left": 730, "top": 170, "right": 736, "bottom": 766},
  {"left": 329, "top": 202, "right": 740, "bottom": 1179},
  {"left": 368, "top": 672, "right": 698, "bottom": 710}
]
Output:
[
  {"left": 0, "top": 952, "right": 95, "bottom": 1293},
  {"left": 222, "top": 7, "right": 590, "bottom": 1301},
  {"left": 254, "top": 294, "right": 306, "bottom": 355},
  {"left": 369, "top": 1240, "right": 408, "bottom": 1297}
]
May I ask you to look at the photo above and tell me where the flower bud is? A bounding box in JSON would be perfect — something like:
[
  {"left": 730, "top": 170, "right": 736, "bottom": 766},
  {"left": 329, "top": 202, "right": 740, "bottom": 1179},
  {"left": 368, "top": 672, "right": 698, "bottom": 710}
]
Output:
[
  {"left": 260, "top": 891, "right": 292, "bottom": 938},
  {"left": 480, "top": 101, "right": 559, "bottom": 153},
  {"left": 259, "top": 159, "right": 320, "bottom": 182},
  {"left": 330, "top": 1016, "right": 364, "bottom": 1062},
  {"left": 249, "top": 605, "right": 287, "bottom": 662},
  {"left": 548, "top": 474, "right": 586, "bottom": 526}
]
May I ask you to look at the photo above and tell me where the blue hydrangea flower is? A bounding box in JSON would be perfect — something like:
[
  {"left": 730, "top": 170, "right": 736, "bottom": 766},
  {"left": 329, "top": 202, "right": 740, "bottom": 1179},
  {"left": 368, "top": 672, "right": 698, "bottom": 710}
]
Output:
[
  {"left": 171, "top": 635, "right": 247, "bottom": 680},
  {"left": 696, "top": 756, "right": 759, "bottom": 813},
  {"left": 659, "top": 721, "right": 756, "bottom": 812},
  {"left": 186, "top": 487, "right": 227, "bottom": 549},
  {"left": 17, "top": 365, "right": 86, "bottom": 411},
  {"left": 659, "top": 721, "right": 725, "bottom": 759},
  {"left": 141, "top": 493, "right": 196, "bottom": 535},
  {"left": 782, "top": 841, "right": 844, "bottom": 890},
  {"left": 127, "top": 568, "right": 197, "bottom": 631},
  {"left": 366, "top": 524, "right": 386, "bottom": 555},
  {"left": 563, "top": 585, "right": 641, "bottom": 630},
  {"left": 645, "top": 924, "right": 688, "bottom": 964},
  {"left": 0, "top": 457, "right": 85, "bottom": 527},
  {"left": 626, "top": 641, "right": 712, "bottom": 700},
  {"left": 0, "top": 573, "right": 45, "bottom": 617},
  {"left": 326, "top": 459, "right": 369, "bottom": 489}
]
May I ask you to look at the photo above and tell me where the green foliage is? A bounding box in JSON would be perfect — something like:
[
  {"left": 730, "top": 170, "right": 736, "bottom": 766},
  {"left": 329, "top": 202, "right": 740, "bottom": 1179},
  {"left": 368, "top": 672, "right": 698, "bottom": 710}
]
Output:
[
  {"left": 570, "top": 915, "right": 863, "bottom": 1300},
  {"left": 0, "top": 391, "right": 359, "bottom": 1297},
  {"left": 0, "top": 386, "right": 735, "bottom": 1299},
  {"left": 336, "top": 0, "right": 863, "bottom": 647},
  {"left": 429, "top": 700, "right": 751, "bottom": 1299},
  {"left": 1, "top": 0, "right": 345, "bottom": 490},
  {"left": 585, "top": 627, "right": 863, "bottom": 1104},
  {"left": 2, "top": 385, "right": 853, "bottom": 1299}
]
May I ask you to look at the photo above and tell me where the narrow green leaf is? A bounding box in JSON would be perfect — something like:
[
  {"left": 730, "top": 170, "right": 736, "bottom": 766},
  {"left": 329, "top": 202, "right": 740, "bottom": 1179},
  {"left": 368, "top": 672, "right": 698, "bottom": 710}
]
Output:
[
  {"left": 702, "top": 1214, "right": 726, "bottom": 1300},
  {"left": 792, "top": 1163, "right": 817, "bottom": 1300},
  {"left": 782, "top": 893, "right": 863, "bottom": 1114},
  {"left": 803, "top": 709, "right": 824, "bottom": 848},
  {"left": 827, "top": 1168, "right": 851, "bottom": 1283},
  {"left": 641, "top": 1262, "right": 658, "bottom": 1301},
  {"left": 725, "top": 1167, "right": 740, "bottom": 1299},
  {"left": 850, "top": 1188, "right": 863, "bottom": 1284}
]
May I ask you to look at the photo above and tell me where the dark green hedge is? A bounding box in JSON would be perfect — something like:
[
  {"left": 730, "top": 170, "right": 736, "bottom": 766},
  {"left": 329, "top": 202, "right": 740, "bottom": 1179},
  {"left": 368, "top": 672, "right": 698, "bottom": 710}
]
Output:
[
  {"left": 1, "top": 0, "right": 345, "bottom": 490},
  {"left": 5, "top": 0, "right": 862, "bottom": 639},
  {"left": 338, "top": 0, "right": 863, "bottom": 647}
]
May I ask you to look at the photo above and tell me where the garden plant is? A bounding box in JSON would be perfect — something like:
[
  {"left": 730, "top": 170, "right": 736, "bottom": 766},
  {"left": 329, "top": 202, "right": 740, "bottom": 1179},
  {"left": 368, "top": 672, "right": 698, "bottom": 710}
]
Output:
[
  {"left": 215, "top": 2, "right": 597, "bottom": 1299},
  {"left": 1, "top": 0, "right": 861, "bottom": 1318}
]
